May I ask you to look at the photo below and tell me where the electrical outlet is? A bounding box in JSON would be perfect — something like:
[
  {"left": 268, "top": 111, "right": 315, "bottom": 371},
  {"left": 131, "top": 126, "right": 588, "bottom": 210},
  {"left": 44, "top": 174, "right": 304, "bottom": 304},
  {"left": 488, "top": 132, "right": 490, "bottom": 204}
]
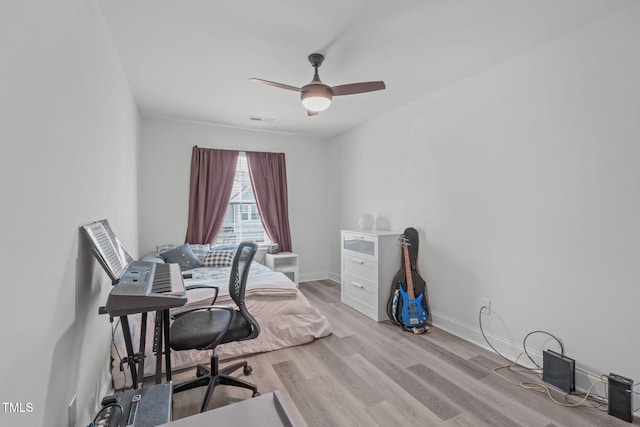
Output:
[
  {"left": 481, "top": 298, "right": 491, "bottom": 315},
  {"left": 68, "top": 395, "right": 76, "bottom": 427}
]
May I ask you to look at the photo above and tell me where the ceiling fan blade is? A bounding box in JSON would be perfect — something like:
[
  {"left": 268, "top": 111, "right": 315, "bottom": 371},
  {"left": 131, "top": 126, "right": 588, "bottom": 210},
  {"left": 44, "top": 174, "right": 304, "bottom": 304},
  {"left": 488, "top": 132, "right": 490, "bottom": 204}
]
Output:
[
  {"left": 249, "top": 78, "right": 300, "bottom": 92},
  {"left": 332, "top": 81, "right": 386, "bottom": 96},
  {"left": 307, "top": 110, "right": 319, "bottom": 116}
]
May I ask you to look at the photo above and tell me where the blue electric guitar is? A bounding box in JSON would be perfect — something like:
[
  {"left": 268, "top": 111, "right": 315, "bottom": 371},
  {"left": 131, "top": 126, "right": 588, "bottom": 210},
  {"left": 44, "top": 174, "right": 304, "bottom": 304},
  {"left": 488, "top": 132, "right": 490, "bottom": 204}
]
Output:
[{"left": 398, "top": 236, "right": 428, "bottom": 331}]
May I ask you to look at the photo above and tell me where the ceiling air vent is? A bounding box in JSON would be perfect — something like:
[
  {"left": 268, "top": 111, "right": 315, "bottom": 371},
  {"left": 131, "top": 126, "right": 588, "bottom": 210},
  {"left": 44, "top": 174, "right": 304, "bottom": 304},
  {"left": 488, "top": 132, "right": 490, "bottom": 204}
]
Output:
[{"left": 248, "top": 116, "right": 275, "bottom": 123}]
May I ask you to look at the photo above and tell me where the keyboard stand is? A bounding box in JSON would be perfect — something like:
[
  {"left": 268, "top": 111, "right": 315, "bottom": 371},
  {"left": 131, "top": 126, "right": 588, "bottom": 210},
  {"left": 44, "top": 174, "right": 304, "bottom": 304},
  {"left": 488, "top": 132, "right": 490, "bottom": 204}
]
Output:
[
  {"left": 105, "top": 309, "right": 173, "bottom": 390},
  {"left": 117, "top": 313, "right": 146, "bottom": 389},
  {"left": 153, "top": 309, "right": 174, "bottom": 385}
]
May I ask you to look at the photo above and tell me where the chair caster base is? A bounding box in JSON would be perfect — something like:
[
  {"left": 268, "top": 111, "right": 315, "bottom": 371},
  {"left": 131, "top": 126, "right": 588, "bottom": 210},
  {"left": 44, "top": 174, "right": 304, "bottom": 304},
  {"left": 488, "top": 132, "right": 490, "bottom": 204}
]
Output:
[{"left": 196, "top": 365, "right": 208, "bottom": 378}]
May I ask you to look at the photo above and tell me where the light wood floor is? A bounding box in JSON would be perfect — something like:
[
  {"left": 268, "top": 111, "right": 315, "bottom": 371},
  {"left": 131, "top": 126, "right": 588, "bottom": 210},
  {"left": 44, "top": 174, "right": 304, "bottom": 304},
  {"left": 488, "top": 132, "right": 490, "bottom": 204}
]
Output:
[{"left": 167, "top": 280, "right": 637, "bottom": 426}]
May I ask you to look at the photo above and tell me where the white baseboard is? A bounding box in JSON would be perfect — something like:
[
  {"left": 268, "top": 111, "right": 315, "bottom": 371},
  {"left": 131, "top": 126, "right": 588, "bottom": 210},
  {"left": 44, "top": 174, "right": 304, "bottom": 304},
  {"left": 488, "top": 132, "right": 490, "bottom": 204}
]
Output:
[
  {"left": 298, "top": 271, "right": 340, "bottom": 284},
  {"left": 326, "top": 271, "right": 340, "bottom": 284},
  {"left": 431, "top": 310, "right": 525, "bottom": 364}
]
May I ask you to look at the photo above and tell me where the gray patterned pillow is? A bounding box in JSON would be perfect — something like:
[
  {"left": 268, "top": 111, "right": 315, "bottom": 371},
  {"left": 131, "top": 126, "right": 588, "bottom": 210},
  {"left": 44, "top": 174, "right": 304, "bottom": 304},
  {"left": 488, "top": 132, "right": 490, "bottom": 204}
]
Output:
[
  {"left": 156, "top": 243, "right": 210, "bottom": 261},
  {"left": 187, "top": 244, "right": 211, "bottom": 261},
  {"left": 159, "top": 244, "right": 203, "bottom": 270},
  {"left": 202, "top": 250, "right": 235, "bottom": 268}
]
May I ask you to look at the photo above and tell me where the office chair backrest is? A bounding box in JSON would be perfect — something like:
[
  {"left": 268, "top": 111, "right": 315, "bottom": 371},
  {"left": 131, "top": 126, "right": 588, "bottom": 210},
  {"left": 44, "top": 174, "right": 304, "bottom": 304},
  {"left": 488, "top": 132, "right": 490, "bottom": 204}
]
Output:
[{"left": 229, "top": 242, "right": 260, "bottom": 339}]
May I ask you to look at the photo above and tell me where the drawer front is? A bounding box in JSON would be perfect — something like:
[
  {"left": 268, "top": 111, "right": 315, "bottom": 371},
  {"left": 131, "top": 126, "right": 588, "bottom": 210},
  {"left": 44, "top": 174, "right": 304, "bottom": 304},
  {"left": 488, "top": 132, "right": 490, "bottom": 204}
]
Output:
[
  {"left": 342, "top": 232, "right": 377, "bottom": 261},
  {"left": 342, "top": 272, "right": 376, "bottom": 308},
  {"left": 342, "top": 254, "right": 377, "bottom": 282}
]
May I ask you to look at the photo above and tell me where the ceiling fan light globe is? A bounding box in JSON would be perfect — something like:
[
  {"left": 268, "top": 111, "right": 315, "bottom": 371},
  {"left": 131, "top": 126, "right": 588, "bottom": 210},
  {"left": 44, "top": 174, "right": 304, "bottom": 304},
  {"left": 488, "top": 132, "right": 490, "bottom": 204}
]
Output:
[
  {"left": 301, "top": 84, "right": 333, "bottom": 112},
  {"left": 302, "top": 96, "right": 331, "bottom": 112}
]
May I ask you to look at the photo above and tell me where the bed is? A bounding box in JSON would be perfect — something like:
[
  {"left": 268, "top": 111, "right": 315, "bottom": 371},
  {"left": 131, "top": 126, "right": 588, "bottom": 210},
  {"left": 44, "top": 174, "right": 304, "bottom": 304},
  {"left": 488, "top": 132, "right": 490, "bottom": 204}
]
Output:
[{"left": 110, "top": 245, "right": 332, "bottom": 390}]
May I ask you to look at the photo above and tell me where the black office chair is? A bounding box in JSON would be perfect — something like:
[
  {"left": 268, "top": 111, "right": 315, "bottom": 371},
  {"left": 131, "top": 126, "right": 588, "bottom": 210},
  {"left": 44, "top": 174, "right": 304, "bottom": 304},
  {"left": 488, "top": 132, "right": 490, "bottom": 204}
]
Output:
[{"left": 170, "top": 242, "right": 260, "bottom": 413}]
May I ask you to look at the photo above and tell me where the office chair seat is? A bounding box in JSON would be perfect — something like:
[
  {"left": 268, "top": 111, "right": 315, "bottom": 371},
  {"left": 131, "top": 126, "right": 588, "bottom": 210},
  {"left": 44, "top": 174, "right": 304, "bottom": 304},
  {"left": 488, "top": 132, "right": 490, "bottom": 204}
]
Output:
[
  {"left": 169, "top": 242, "right": 260, "bottom": 413},
  {"left": 170, "top": 309, "right": 252, "bottom": 351}
]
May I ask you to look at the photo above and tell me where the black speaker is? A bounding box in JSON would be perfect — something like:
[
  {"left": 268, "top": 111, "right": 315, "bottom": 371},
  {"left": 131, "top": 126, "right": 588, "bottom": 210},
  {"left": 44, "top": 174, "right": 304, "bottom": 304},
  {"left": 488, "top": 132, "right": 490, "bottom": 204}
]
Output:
[{"left": 608, "top": 373, "right": 633, "bottom": 423}]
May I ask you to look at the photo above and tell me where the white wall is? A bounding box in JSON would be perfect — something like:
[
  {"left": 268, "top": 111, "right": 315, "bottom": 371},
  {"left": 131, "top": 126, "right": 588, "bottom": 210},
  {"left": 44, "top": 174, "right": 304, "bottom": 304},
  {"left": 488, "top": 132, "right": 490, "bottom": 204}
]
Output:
[
  {"left": 0, "top": 1, "right": 139, "bottom": 426},
  {"left": 329, "top": 4, "right": 640, "bottom": 389},
  {"left": 139, "top": 117, "right": 332, "bottom": 280}
]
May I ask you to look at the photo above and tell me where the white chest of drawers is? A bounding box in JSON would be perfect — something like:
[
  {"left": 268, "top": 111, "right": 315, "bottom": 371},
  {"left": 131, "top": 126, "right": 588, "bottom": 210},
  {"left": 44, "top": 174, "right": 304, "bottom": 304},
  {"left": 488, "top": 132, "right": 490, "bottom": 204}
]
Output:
[{"left": 340, "top": 230, "right": 401, "bottom": 322}]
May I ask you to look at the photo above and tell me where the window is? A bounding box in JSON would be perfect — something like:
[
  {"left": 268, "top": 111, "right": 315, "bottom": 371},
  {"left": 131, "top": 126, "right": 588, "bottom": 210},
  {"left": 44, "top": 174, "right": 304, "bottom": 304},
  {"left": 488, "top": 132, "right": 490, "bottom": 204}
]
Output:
[
  {"left": 212, "top": 152, "right": 270, "bottom": 245},
  {"left": 239, "top": 204, "right": 260, "bottom": 221}
]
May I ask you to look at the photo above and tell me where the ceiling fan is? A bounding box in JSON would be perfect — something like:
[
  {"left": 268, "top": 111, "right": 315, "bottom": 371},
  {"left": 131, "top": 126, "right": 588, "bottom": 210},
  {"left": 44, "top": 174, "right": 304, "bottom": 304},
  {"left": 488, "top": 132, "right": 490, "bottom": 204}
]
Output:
[{"left": 250, "top": 53, "right": 385, "bottom": 116}]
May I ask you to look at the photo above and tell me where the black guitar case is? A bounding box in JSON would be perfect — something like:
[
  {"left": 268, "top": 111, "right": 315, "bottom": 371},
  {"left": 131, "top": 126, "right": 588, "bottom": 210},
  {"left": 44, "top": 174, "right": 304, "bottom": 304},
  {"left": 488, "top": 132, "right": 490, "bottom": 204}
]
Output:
[{"left": 387, "top": 227, "right": 431, "bottom": 331}]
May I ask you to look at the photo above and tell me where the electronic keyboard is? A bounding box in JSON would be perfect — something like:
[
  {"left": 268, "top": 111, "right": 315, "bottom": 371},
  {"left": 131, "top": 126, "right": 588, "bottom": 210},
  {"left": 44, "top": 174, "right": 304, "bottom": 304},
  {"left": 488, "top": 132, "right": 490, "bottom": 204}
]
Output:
[{"left": 104, "top": 261, "right": 187, "bottom": 316}]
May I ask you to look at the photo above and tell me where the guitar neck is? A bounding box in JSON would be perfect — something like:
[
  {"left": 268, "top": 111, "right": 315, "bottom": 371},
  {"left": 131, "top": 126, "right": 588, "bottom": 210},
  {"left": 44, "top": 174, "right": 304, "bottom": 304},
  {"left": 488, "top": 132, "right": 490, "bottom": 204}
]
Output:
[{"left": 403, "top": 242, "right": 416, "bottom": 300}]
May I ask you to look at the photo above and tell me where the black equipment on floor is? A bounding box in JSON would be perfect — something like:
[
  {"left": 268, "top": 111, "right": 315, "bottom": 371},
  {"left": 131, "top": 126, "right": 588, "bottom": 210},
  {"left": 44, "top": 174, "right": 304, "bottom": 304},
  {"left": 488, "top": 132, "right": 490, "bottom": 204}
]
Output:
[
  {"left": 93, "top": 382, "right": 172, "bottom": 427},
  {"left": 542, "top": 349, "right": 575, "bottom": 393},
  {"left": 608, "top": 373, "right": 634, "bottom": 423}
]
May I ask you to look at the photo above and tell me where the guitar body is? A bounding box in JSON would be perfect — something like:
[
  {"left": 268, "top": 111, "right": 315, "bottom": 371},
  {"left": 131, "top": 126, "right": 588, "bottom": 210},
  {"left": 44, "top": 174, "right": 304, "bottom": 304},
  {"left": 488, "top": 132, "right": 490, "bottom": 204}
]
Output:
[
  {"left": 398, "top": 284, "right": 428, "bottom": 327},
  {"left": 387, "top": 227, "right": 430, "bottom": 333}
]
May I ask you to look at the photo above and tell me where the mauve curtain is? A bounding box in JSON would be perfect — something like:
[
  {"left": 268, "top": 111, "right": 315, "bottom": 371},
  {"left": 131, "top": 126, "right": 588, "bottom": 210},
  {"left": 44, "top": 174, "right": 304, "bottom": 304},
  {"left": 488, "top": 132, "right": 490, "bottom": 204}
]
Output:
[
  {"left": 246, "top": 151, "right": 293, "bottom": 252},
  {"left": 185, "top": 147, "right": 238, "bottom": 244}
]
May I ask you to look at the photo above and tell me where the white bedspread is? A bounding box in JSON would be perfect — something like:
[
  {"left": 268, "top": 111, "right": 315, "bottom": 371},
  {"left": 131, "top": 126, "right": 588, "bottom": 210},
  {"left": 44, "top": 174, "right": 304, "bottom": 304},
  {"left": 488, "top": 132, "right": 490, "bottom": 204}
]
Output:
[
  {"left": 110, "top": 262, "right": 331, "bottom": 390},
  {"left": 180, "top": 262, "right": 297, "bottom": 305}
]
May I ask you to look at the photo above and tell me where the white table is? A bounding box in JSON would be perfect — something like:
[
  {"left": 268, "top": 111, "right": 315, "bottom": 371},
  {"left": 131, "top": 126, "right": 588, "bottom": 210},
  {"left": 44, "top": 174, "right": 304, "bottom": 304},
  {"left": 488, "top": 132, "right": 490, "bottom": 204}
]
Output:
[{"left": 158, "top": 390, "right": 301, "bottom": 427}]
